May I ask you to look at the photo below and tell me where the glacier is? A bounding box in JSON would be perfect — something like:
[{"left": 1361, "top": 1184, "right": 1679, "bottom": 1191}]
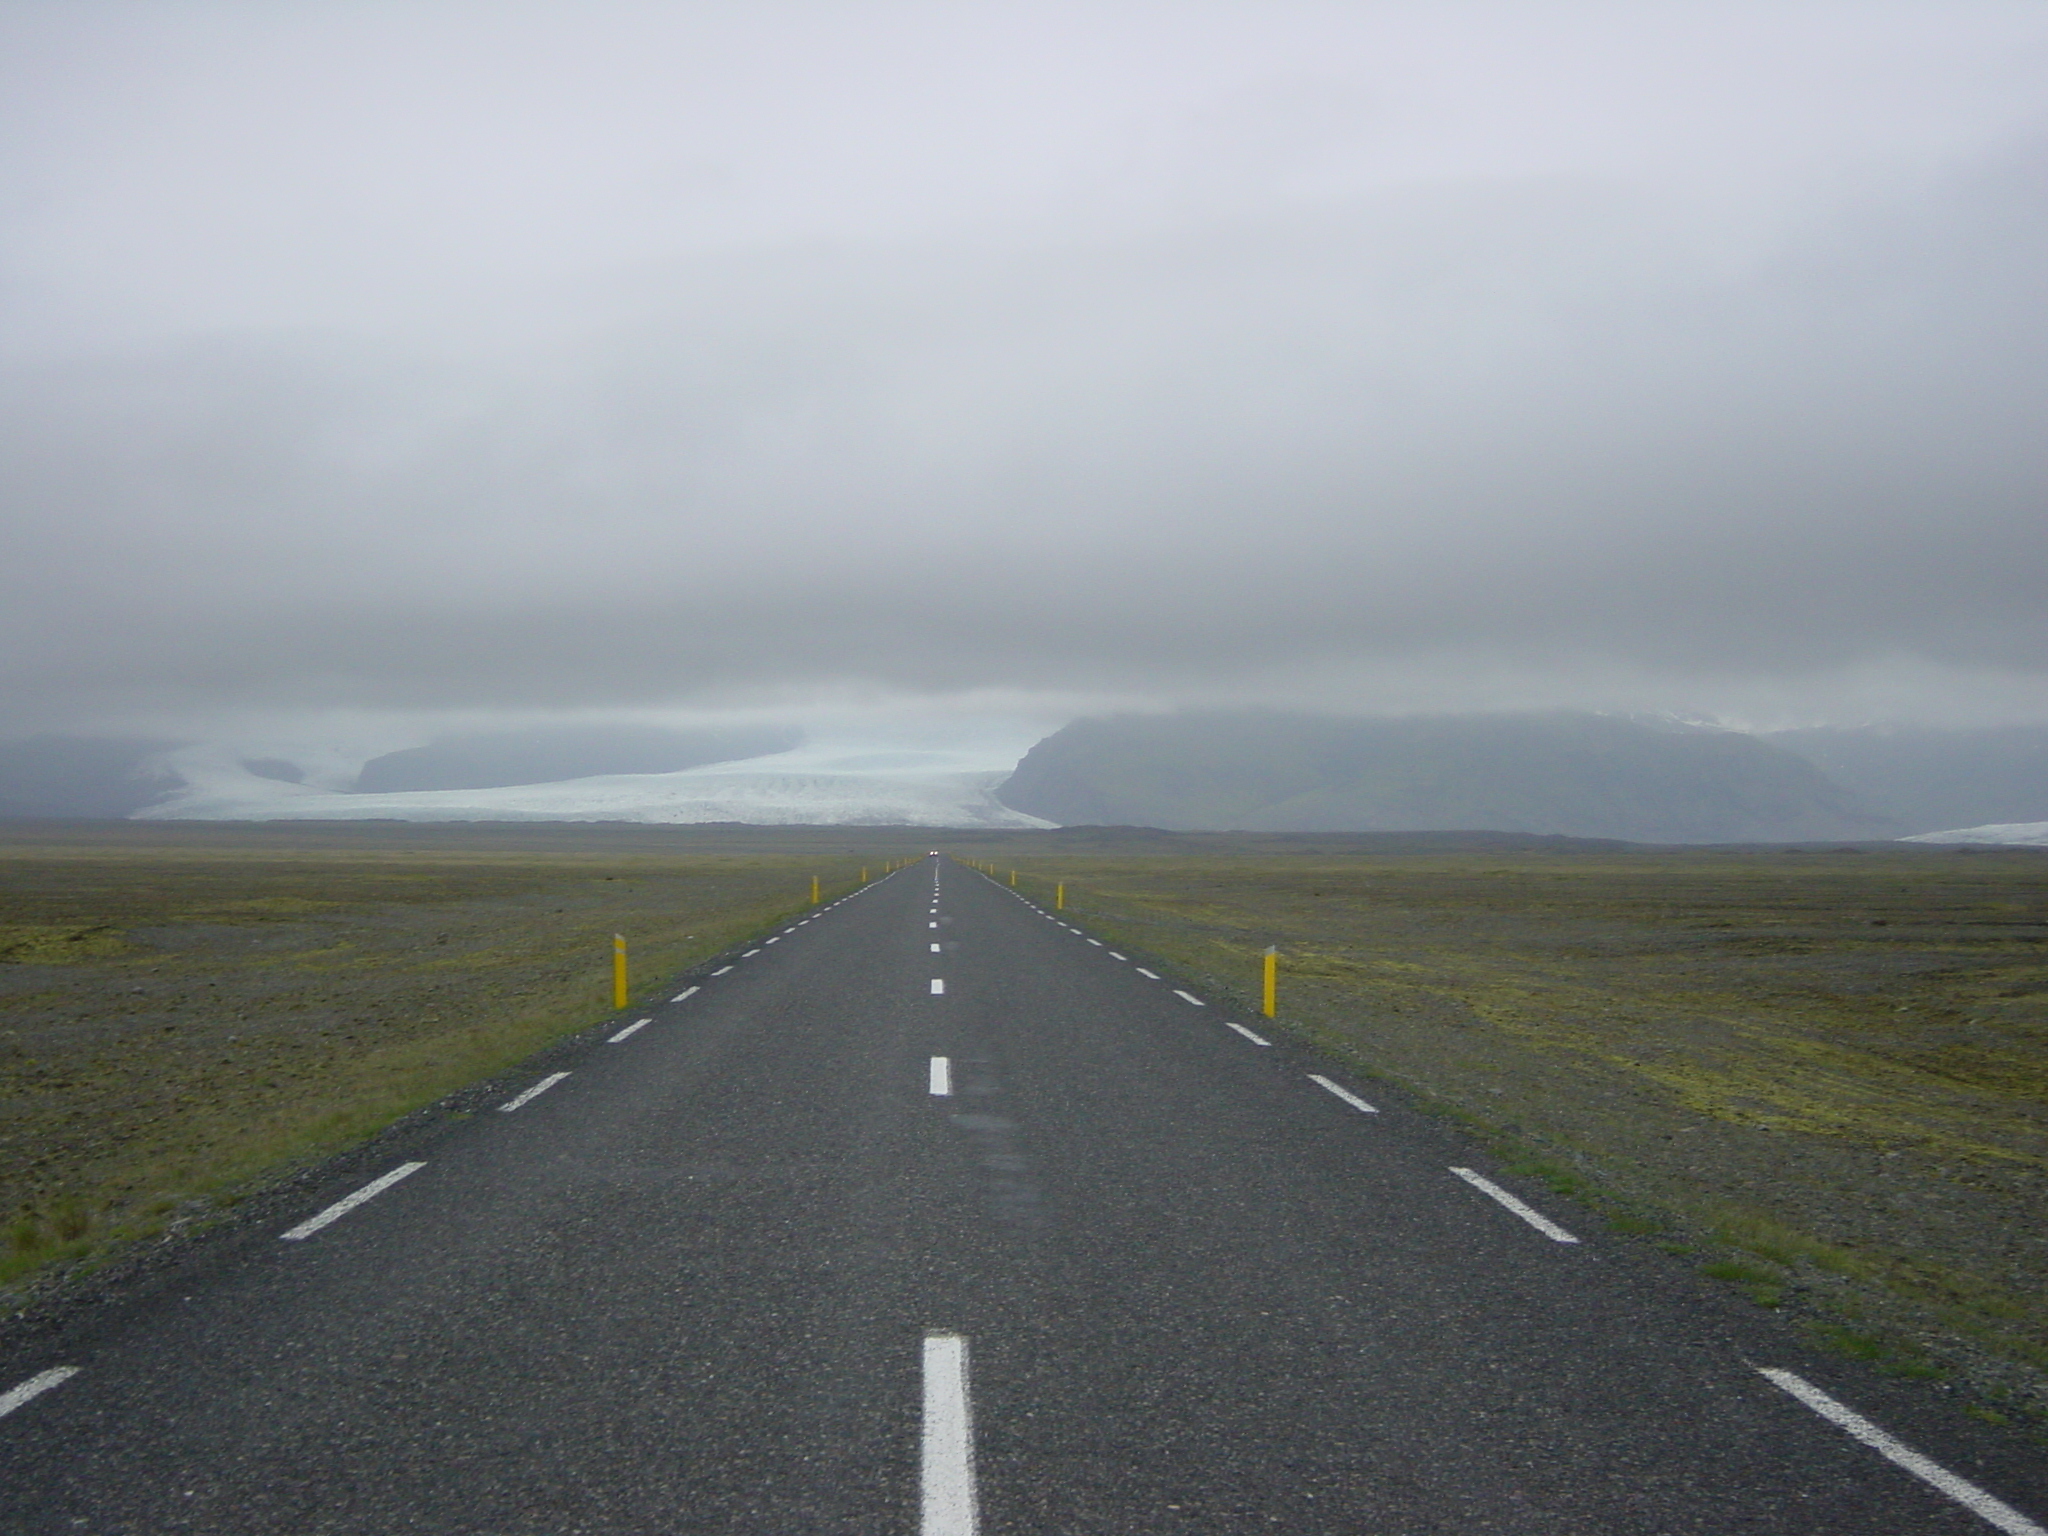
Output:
[
  {"left": 1900, "top": 821, "right": 2048, "bottom": 848},
  {"left": 136, "top": 741, "right": 1053, "bottom": 829}
]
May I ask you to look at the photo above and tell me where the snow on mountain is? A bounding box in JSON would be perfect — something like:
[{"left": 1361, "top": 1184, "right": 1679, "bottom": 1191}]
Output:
[
  {"left": 1900, "top": 821, "right": 2048, "bottom": 847},
  {"left": 136, "top": 741, "right": 1053, "bottom": 828}
]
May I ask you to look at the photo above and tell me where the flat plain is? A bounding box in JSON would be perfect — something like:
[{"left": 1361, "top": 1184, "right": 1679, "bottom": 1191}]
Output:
[
  {"left": 945, "top": 833, "right": 2048, "bottom": 1430},
  {"left": 0, "top": 820, "right": 932, "bottom": 1301}
]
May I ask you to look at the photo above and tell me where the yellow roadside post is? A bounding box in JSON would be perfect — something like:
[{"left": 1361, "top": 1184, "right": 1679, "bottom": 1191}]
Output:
[
  {"left": 1056, "top": 883, "right": 1065, "bottom": 910},
  {"left": 861, "top": 867, "right": 869, "bottom": 883},
  {"left": 613, "top": 934, "right": 629, "bottom": 1010},
  {"left": 812, "top": 875, "right": 820, "bottom": 904},
  {"left": 1262, "top": 946, "right": 1278, "bottom": 1018},
  {"left": 1009, "top": 870, "right": 1017, "bottom": 886}
]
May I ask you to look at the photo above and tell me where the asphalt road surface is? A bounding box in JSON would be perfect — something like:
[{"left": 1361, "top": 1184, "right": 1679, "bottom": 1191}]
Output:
[{"left": 2, "top": 856, "right": 2043, "bottom": 1534}]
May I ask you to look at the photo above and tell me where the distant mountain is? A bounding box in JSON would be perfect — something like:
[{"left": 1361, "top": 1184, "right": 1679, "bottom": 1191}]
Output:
[
  {"left": 0, "top": 736, "right": 182, "bottom": 818},
  {"left": 1765, "top": 725, "right": 2048, "bottom": 836},
  {"left": 352, "top": 724, "right": 803, "bottom": 793},
  {"left": 996, "top": 711, "right": 1900, "bottom": 843}
]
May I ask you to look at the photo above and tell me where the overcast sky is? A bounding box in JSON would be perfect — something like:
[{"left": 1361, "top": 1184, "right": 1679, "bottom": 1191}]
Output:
[{"left": 5, "top": 0, "right": 2046, "bottom": 758}]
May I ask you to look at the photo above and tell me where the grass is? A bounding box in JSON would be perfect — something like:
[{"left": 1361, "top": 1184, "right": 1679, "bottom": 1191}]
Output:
[
  {"left": 943, "top": 835, "right": 2048, "bottom": 1425},
  {"left": 0, "top": 821, "right": 939, "bottom": 1298}
]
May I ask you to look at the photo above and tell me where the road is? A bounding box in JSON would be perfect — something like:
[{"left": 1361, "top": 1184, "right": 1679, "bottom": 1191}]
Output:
[{"left": 0, "top": 855, "right": 2042, "bottom": 1533}]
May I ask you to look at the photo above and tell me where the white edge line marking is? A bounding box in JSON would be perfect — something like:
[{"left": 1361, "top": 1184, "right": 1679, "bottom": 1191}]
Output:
[
  {"left": 930, "top": 978, "right": 946, "bottom": 995},
  {"left": 1109, "top": 952, "right": 1127, "bottom": 961},
  {"left": 1086, "top": 938, "right": 1103, "bottom": 946},
  {"left": 609, "top": 1018, "right": 651, "bottom": 1043},
  {"left": 743, "top": 948, "right": 761, "bottom": 957},
  {"left": 499, "top": 1071, "right": 571, "bottom": 1112},
  {"left": 280, "top": 1162, "right": 425, "bottom": 1240},
  {"left": 931, "top": 943, "right": 942, "bottom": 952},
  {"left": 765, "top": 936, "right": 780, "bottom": 944},
  {"left": 1135, "top": 968, "right": 1160, "bottom": 979},
  {"left": 671, "top": 986, "right": 700, "bottom": 1001},
  {"left": 1309, "top": 1074, "right": 1379, "bottom": 1115},
  {"left": 1757, "top": 1368, "right": 2045, "bottom": 1536},
  {"left": 1173, "top": 989, "right": 1205, "bottom": 1005},
  {"left": 712, "top": 965, "right": 734, "bottom": 975},
  {"left": 1449, "top": 1167, "right": 1578, "bottom": 1243},
  {"left": 0, "top": 1366, "right": 79, "bottom": 1420},
  {"left": 929, "top": 1056, "right": 952, "bottom": 1096},
  {"left": 1225, "top": 1021, "right": 1271, "bottom": 1046},
  {"left": 922, "top": 1332, "right": 979, "bottom": 1536}
]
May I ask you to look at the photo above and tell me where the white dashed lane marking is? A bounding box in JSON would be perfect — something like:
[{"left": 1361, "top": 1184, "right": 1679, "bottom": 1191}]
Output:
[
  {"left": 930, "top": 979, "right": 946, "bottom": 995},
  {"left": 671, "top": 986, "right": 699, "bottom": 1002},
  {"left": 712, "top": 965, "right": 734, "bottom": 975},
  {"left": 609, "top": 1018, "right": 652, "bottom": 1043},
  {"left": 1309, "top": 1075, "right": 1378, "bottom": 1115},
  {"left": 1135, "top": 968, "right": 1160, "bottom": 980},
  {"left": 1224, "top": 1021, "right": 1271, "bottom": 1046},
  {"left": 929, "top": 1057, "right": 953, "bottom": 1096},
  {"left": 499, "top": 1072, "right": 571, "bottom": 1113},
  {"left": 1756, "top": 1369, "right": 2045, "bottom": 1536},
  {"left": 1450, "top": 1168, "right": 1578, "bottom": 1243},
  {"left": 0, "top": 1367, "right": 79, "bottom": 1421},
  {"left": 1172, "top": 990, "right": 1205, "bottom": 1006},
  {"left": 921, "top": 1333, "right": 980, "bottom": 1536},
  {"left": 280, "top": 1162, "right": 425, "bottom": 1241}
]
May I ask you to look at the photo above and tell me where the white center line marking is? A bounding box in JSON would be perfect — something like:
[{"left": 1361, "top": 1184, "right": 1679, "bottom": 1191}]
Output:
[
  {"left": 1172, "top": 990, "right": 1205, "bottom": 1006},
  {"left": 712, "top": 965, "right": 734, "bottom": 975},
  {"left": 930, "top": 921, "right": 939, "bottom": 928},
  {"left": 1109, "top": 952, "right": 1127, "bottom": 961},
  {"left": 1309, "top": 1074, "right": 1379, "bottom": 1114},
  {"left": 1135, "top": 968, "right": 1160, "bottom": 980},
  {"left": 929, "top": 1056, "right": 953, "bottom": 1096},
  {"left": 499, "top": 1072, "right": 571, "bottom": 1112},
  {"left": 0, "top": 1366, "right": 79, "bottom": 1420},
  {"left": 922, "top": 1332, "right": 980, "bottom": 1536},
  {"left": 609, "top": 1018, "right": 652, "bottom": 1043},
  {"left": 930, "top": 978, "right": 946, "bottom": 994},
  {"left": 280, "top": 1162, "right": 425, "bottom": 1241},
  {"left": 1225, "top": 1021, "right": 1272, "bottom": 1046},
  {"left": 671, "top": 986, "right": 700, "bottom": 1002},
  {"left": 1450, "top": 1167, "right": 1578, "bottom": 1242},
  {"left": 931, "top": 942, "right": 942, "bottom": 952},
  {"left": 1756, "top": 1368, "right": 2044, "bottom": 1535}
]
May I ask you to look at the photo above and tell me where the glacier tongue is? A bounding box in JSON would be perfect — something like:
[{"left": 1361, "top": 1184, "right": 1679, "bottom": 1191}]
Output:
[
  {"left": 1900, "top": 820, "right": 2048, "bottom": 847},
  {"left": 136, "top": 745, "right": 1052, "bottom": 828}
]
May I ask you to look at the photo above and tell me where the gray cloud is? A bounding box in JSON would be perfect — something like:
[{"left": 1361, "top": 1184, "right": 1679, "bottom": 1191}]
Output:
[{"left": 4, "top": 2, "right": 2047, "bottom": 743}]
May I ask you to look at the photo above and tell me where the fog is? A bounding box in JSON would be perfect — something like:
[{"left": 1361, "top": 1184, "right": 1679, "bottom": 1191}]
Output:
[{"left": 5, "top": 1, "right": 2047, "bottom": 764}]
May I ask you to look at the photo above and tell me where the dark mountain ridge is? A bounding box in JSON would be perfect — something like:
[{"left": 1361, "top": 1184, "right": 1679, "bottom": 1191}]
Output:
[{"left": 997, "top": 710, "right": 1901, "bottom": 843}]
